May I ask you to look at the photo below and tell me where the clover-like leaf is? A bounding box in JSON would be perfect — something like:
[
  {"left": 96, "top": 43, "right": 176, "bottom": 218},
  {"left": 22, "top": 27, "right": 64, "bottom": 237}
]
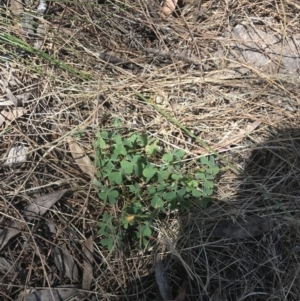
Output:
[
  {"left": 192, "top": 188, "right": 202, "bottom": 197},
  {"left": 148, "top": 186, "right": 156, "bottom": 195},
  {"left": 169, "top": 198, "right": 178, "bottom": 210},
  {"left": 128, "top": 133, "right": 137, "bottom": 144},
  {"left": 200, "top": 156, "right": 209, "bottom": 165},
  {"left": 94, "top": 137, "right": 106, "bottom": 149},
  {"left": 163, "top": 191, "right": 176, "bottom": 201},
  {"left": 204, "top": 180, "right": 214, "bottom": 188},
  {"left": 186, "top": 186, "right": 192, "bottom": 193},
  {"left": 104, "top": 160, "right": 115, "bottom": 171},
  {"left": 108, "top": 189, "right": 119, "bottom": 205},
  {"left": 103, "top": 212, "right": 112, "bottom": 223},
  {"left": 112, "top": 118, "right": 122, "bottom": 128},
  {"left": 142, "top": 224, "right": 152, "bottom": 237},
  {"left": 208, "top": 165, "right": 220, "bottom": 175},
  {"left": 100, "top": 131, "right": 109, "bottom": 139},
  {"left": 205, "top": 174, "right": 215, "bottom": 180},
  {"left": 209, "top": 156, "right": 215, "bottom": 164},
  {"left": 180, "top": 198, "right": 191, "bottom": 209},
  {"left": 98, "top": 192, "right": 108, "bottom": 202},
  {"left": 162, "top": 153, "right": 173, "bottom": 163},
  {"left": 98, "top": 224, "right": 109, "bottom": 235},
  {"left": 129, "top": 184, "right": 141, "bottom": 197},
  {"left": 136, "top": 133, "right": 148, "bottom": 146},
  {"left": 187, "top": 179, "right": 198, "bottom": 188},
  {"left": 174, "top": 149, "right": 185, "bottom": 160},
  {"left": 151, "top": 195, "right": 164, "bottom": 209},
  {"left": 177, "top": 188, "right": 187, "bottom": 200},
  {"left": 113, "top": 144, "right": 127, "bottom": 156},
  {"left": 108, "top": 172, "right": 122, "bottom": 184},
  {"left": 100, "top": 238, "right": 114, "bottom": 251},
  {"left": 203, "top": 182, "right": 213, "bottom": 195},
  {"left": 121, "top": 160, "right": 133, "bottom": 175},
  {"left": 157, "top": 184, "right": 166, "bottom": 193},
  {"left": 143, "top": 167, "right": 157, "bottom": 182},
  {"left": 157, "top": 170, "right": 169, "bottom": 181},
  {"left": 145, "top": 142, "right": 158, "bottom": 156},
  {"left": 171, "top": 173, "right": 181, "bottom": 180}
]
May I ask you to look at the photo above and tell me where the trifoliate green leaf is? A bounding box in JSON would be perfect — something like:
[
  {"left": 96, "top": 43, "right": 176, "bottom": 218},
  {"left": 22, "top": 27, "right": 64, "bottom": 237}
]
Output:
[
  {"left": 192, "top": 189, "right": 202, "bottom": 197},
  {"left": 143, "top": 167, "right": 157, "bottom": 182},
  {"left": 108, "top": 189, "right": 119, "bottom": 205},
  {"left": 162, "top": 153, "right": 173, "bottom": 163},
  {"left": 163, "top": 191, "right": 176, "bottom": 201},
  {"left": 174, "top": 149, "right": 185, "bottom": 160},
  {"left": 200, "top": 156, "right": 209, "bottom": 164},
  {"left": 108, "top": 171, "right": 122, "bottom": 184},
  {"left": 100, "top": 238, "right": 114, "bottom": 251},
  {"left": 121, "top": 160, "right": 133, "bottom": 175},
  {"left": 151, "top": 195, "right": 164, "bottom": 208},
  {"left": 142, "top": 224, "right": 152, "bottom": 237}
]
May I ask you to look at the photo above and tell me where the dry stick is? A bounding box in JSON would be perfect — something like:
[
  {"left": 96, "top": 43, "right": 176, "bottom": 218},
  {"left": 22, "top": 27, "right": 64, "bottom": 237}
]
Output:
[
  {"left": 98, "top": 52, "right": 138, "bottom": 71},
  {"left": 144, "top": 47, "right": 202, "bottom": 66},
  {"left": 174, "top": 4, "right": 204, "bottom": 73},
  {"left": 145, "top": 0, "right": 169, "bottom": 37}
]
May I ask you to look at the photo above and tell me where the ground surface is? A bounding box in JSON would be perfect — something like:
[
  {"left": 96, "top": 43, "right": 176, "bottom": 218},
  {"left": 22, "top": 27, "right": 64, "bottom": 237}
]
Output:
[{"left": 0, "top": 0, "right": 300, "bottom": 300}]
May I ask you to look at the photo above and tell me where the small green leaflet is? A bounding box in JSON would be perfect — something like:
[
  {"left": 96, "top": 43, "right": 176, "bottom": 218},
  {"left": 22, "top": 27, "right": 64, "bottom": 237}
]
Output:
[
  {"left": 108, "top": 190, "right": 119, "bottom": 204},
  {"left": 200, "top": 156, "right": 209, "bottom": 164},
  {"left": 98, "top": 188, "right": 119, "bottom": 205},
  {"left": 162, "top": 153, "right": 173, "bottom": 163},
  {"left": 108, "top": 172, "right": 122, "bottom": 184},
  {"left": 94, "top": 137, "right": 106, "bottom": 149},
  {"left": 121, "top": 160, "right": 133, "bottom": 175},
  {"left": 207, "top": 165, "right": 220, "bottom": 175},
  {"left": 174, "top": 149, "right": 185, "bottom": 160},
  {"left": 192, "top": 188, "right": 202, "bottom": 197},
  {"left": 100, "top": 238, "right": 114, "bottom": 251},
  {"left": 112, "top": 118, "right": 122, "bottom": 128},
  {"left": 142, "top": 223, "right": 152, "bottom": 237},
  {"left": 163, "top": 191, "right": 176, "bottom": 201},
  {"left": 113, "top": 144, "right": 127, "bottom": 156},
  {"left": 136, "top": 133, "right": 148, "bottom": 146},
  {"left": 157, "top": 170, "right": 169, "bottom": 181},
  {"left": 151, "top": 195, "right": 164, "bottom": 208},
  {"left": 143, "top": 167, "right": 157, "bottom": 182},
  {"left": 145, "top": 142, "right": 158, "bottom": 156}
]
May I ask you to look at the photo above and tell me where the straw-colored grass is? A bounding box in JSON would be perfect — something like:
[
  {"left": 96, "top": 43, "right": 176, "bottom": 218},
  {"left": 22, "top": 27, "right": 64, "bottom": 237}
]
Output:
[{"left": 0, "top": 0, "right": 300, "bottom": 300}]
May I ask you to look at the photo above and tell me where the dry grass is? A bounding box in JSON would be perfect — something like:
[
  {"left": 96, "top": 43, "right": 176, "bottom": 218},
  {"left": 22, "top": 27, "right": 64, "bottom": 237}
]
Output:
[{"left": 0, "top": 0, "right": 300, "bottom": 300}]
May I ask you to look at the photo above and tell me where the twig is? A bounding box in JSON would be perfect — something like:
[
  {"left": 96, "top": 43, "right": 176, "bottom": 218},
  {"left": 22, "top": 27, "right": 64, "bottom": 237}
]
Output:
[{"left": 144, "top": 47, "right": 202, "bottom": 66}]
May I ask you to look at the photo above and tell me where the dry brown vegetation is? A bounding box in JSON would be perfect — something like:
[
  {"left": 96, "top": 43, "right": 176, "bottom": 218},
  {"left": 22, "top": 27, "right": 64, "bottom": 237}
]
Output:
[{"left": 0, "top": 0, "right": 300, "bottom": 300}]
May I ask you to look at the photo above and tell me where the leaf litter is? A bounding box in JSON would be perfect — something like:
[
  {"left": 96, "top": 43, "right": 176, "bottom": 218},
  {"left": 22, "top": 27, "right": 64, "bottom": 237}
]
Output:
[
  {"left": 67, "top": 137, "right": 94, "bottom": 179},
  {"left": 0, "top": 107, "right": 27, "bottom": 127},
  {"left": 82, "top": 236, "right": 94, "bottom": 291},
  {"left": 52, "top": 243, "right": 79, "bottom": 283},
  {"left": 0, "top": 190, "right": 67, "bottom": 250},
  {"left": 15, "top": 287, "right": 79, "bottom": 301},
  {"left": 1, "top": 0, "right": 300, "bottom": 300}
]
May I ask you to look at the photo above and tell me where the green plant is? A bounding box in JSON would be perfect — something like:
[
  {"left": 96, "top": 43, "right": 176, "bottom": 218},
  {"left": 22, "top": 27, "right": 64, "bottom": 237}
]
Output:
[{"left": 93, "top": 121, "right": 220, "bottom": 251}]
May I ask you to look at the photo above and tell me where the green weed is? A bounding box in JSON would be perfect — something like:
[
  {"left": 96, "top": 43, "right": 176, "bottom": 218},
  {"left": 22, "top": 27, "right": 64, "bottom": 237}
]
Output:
[{"left": 93, "top": 120, "right": 220, "bottom": 251}]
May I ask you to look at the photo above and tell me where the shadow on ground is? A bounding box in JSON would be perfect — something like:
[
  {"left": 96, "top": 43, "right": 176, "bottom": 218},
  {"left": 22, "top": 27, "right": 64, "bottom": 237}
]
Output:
[{"left": 124, "top": 128, "right": 300, "bottom": 301}]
